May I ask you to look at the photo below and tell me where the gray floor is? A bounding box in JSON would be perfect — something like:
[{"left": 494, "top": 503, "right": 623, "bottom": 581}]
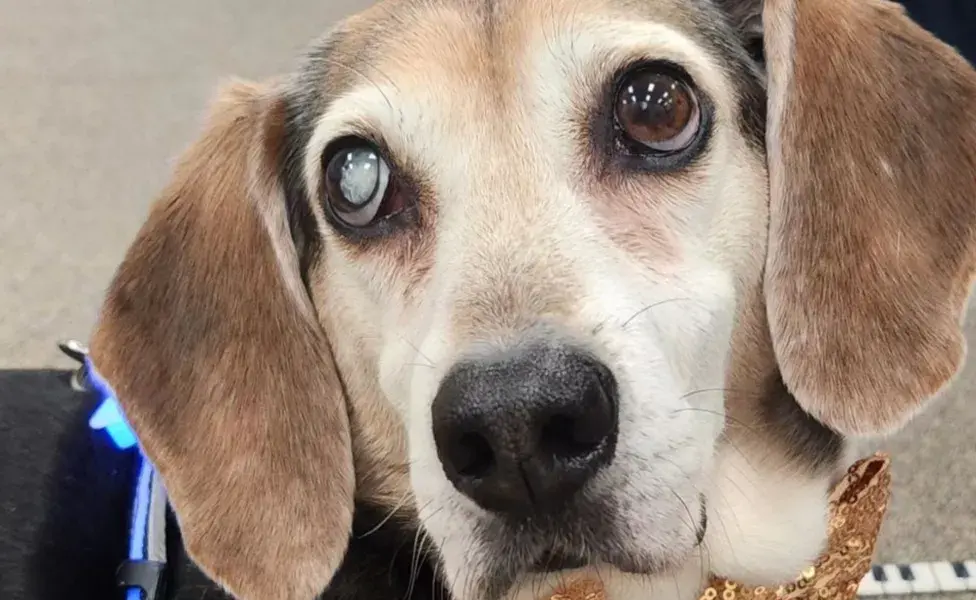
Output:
[{"left": 1, "top": 1, "right": 974, "bottom": 597}]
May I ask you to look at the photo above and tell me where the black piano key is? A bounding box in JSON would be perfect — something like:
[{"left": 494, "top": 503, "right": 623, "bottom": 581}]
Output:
[
  {"left": 898, "top": 565, "right": 915, "bottom": 581},
  {"left": 952, "top": 562, "right": 969, "bottom": 578},
  {"left": 872, "top": 565, "right": 888, "bottom": 582}
]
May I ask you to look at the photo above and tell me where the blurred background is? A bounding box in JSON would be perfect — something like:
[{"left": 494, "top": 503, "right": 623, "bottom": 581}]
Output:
[{"left": 1, "top": 0, "right": 973, "bottom": 596}]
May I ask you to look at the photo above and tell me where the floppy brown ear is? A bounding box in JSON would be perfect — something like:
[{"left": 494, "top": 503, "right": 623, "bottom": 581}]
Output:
[
  {"left": 88, "top": 81, "right": 354, "bottom": 599},
  {"left": 761, "top": 0, "right": 976, "bottom": 436}
]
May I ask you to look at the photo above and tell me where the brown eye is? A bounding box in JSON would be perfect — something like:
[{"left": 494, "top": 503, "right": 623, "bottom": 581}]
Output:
[
  {"left": 614, "top": 67, "right": 701, "bottom": 154},
  {"left": 323, "top": 141, "right": 397, "bottom": 228}
]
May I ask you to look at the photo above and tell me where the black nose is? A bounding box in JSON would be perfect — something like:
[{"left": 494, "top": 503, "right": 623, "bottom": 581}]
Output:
[{"left": 431, "top": 343, "right": 619, "bottom": 517}]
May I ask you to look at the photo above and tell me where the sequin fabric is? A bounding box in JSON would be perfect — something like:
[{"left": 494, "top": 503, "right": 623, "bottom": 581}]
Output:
[{"left": 545, "top": 453, "right": 892, "bottom": 600}]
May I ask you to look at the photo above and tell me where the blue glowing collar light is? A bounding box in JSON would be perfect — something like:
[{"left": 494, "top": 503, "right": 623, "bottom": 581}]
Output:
[
  {"left": 86, "top": 359, "right": 139, "bottom": 451},
  {"left": 84, "top": 358, "right": 168, "bottom": 600}
]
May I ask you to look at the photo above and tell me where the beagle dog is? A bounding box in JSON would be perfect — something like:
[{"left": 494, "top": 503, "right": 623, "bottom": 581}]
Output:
[{"left": 77, "top": 0, "right": 976, "bottom": 599}]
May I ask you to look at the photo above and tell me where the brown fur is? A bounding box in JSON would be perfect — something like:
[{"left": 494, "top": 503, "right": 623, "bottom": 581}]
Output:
[
  {"left": 763, "top": 0, "right": 976, "bottom": 436},
  {"left": 89, "top": 82, "right": 355, "bottom": 600}
]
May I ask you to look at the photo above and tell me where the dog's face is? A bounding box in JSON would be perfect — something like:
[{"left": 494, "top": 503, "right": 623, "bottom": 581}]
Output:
[
  {"left": 307, "top": 2, "right": 767, "bottom": 596},
  {"left": 304, "top": 1, "right": 768, "bottom": 598},
  {"left": 89, "top": 1, "right": 976, "bottom": 599}
]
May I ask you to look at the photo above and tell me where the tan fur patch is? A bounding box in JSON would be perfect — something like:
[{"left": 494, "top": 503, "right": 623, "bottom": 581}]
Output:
[{"left": 89, "top": 81, "right": 354, "bottom": 600}]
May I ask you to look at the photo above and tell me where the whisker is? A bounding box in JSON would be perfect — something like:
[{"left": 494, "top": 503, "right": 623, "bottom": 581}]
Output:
[
  {"left": 715, "top": 446, "right": 762, "bottom": 493},
  {"left": 431, "top": 560, "right": 442, "bottom": 600},
  {"left": 405, "top": 530, "right": 422, "bottom": 600},
  {"left": 405, "top": 362, "right": 437, "bottom": 370},
  {"left": 679, "top": 387, "right": 767, "bottom": 401},
  {"left": 357, "top": 493, "right": 415, "bottom": 539},
  {"left": 317, "top": 55, "right": 400, "bottom": 119},
  {"left": 670, "top": 406, "right": 764, "bottom": 436},
  {"left": 671, "top": 568, "right": 682, "bottom": 600},
  {"left": 624, "top": 437, "right": 758, "bottom": 573},
  {"left": 406, "top": 507, "right": 442, "bottom": 600},
  {"left": 428, "top": 536, "right": 450, "bottom": 600},
  {"left": 400, "top": 335, "right": 435, "bottom": 367},
  {"left": 652, "top": 422, "right": 762, "bottom": 479},
  {"left": 592, "top": 297, "right": 697, "bottom": 335},
  {"left": 671, "top": 489, "right": 697, "bottom": 541},
  {"left": 707, "top": 486, "right": 744, "bottom": 571},
  {"left": 621, "top": 297, "right": 695, "bottom": 329}
]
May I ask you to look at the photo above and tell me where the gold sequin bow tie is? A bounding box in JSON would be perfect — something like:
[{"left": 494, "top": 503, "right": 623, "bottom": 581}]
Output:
[{"left": 546, "top": 453, "right": 892, "bottom": 600}]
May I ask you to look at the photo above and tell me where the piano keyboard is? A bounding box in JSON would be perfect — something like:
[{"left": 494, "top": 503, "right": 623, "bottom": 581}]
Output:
[{"left": 858, "top": 561, "right": 976, "bottom": 596}]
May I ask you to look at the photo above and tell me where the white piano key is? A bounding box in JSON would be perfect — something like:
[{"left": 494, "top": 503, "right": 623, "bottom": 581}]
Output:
[
  {"left": 907, "top": 562, "right": 941, "bottom": 595},
  {"left": 931, "top": 561, "right": 968, "bottom": 592},
  {"left": 881, "top": 564, "right": 914, "bottom": 596},
  {"left": 858, "top": 570, "right": 885, "bottom": 596},
  {"left": 965, "top": 560, "right": 976, "bottom": 591}
]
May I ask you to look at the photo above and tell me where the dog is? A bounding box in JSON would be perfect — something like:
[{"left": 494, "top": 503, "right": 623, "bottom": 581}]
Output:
[{"left": 5, "top": 0, "right": 976, "bottom": 599}]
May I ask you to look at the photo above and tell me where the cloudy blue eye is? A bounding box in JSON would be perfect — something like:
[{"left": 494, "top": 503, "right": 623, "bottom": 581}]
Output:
[{"left": 324, "top": 142, "right": 392, "bottom": 227}]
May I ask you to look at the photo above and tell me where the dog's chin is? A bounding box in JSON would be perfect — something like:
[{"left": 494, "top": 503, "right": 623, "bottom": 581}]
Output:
[
  {"left": 504, "top": 559, "right": 708, "bottom": 600},
  {"left": 527, "top": 548, "right": 684, "bottom": 577},
  {"left": 435, "top": 490, "right": 709, "bottom": 600},
  {"left": 476, "top": 501, "right": 709, "bottom": 600}
]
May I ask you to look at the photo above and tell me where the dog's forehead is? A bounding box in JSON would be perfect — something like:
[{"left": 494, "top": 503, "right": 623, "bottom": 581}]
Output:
[
  {"left": 337, "top": 0, "right": 709, "bottom": 39},
  {"left": 310, "top": 0, "right": 729, "bottom": 103},
  {"left": 288, "top": 0, "right": 745, "bottom": 187}
]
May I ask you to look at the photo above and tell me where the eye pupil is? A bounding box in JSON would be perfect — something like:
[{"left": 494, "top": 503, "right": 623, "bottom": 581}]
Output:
[{"left": 614, "top": 68, "right": 700, "bottom": 154}]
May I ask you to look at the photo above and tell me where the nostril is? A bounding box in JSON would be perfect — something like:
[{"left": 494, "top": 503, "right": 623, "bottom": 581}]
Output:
[
  {"left": 453, "top": 432, "right": 495, "bottom": 479},
  {"left": 538, "top": 376, "right": 616, "bottom": 460},
  {"left": 539, "top": 414, "right": 600, "bottom": 457}
]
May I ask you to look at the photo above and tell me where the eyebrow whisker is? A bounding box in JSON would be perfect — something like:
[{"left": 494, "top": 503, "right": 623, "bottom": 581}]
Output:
[{"left": 318, "top": 54, "right": 401, "bottom": 120}]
